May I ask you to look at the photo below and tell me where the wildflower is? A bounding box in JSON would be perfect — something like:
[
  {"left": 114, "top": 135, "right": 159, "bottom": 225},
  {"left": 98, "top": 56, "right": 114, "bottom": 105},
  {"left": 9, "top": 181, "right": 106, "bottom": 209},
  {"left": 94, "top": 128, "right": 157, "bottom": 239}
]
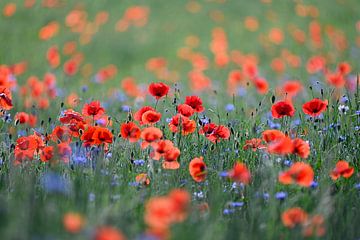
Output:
[
  {"left": 163, "top": 147, "right": 180, "bottom": 169},
  {"left": 94, "top": 226, "right": 126, "bottom": 240},
  {"left": 282, "top": 207, "right": 308, "bottom": 228},
  {"left": 275, "top": 191, "right": 287, "bottom": 200},
  {"left": 82, "top": 100, "right": 105, "bottom": 120},
  {"left": 189, "top": 157, "right": 207, "bottom": 182},
  {"left": 184, "top": 95, "right": 204, "bottom": 112},
  {"left": 140, "top": 127, "right": 163, "bottom": 149},
  {"left": 302, "top": 215, "right": 326, "bottom": 237},
  {"left": 63, "top": 212, "right": 86, "bottom": 234},
  {"left": 262, "top": 129, "right": 286, "bottom": 143},
  {"left": 225, "top": 103, "right": 235, "bottom": 112},
  {"left": 292, "top": 138, "right": 310, "bottom": 158},
  {"left": 268, "top": 136, "right": 294, "bottom": 155},
  {"left": 141, "top": 110, "right": 161, "bottom": 125},
  {"left": 271, "top": 101, "right": 295, "bottom": 119},
  {"left": 243, "top": 138, "right": 266, "bottom": 151},
  {"left": 330, "top": 160, "right": 354, "bottom": 180},
  {"left": 279, "top": 162, "right": 314, "bottom": 187},
  {"left": 136, "top": 173, "right": 150, "bottom": 186},
  {"left": 168, "top": 114, "right": 196, "bottom": 135},
  {"left": 41, "top": 172, "right": 70, "bottom": 194},
  {"left": 227, "top": 162, "right": 251, "bottom": 185},
  {"left": 0, "top": 87, "right": 13, "bottom": 110},
  {"left": 148, "top": 82, "right": 170, "bottom": 99},
  {"left": 302, "top": 98, "right": 328, "bottom": 117},
  {"left": 134, "top": 106, "right": 156, "bottom": 125},
  {"left": 338, "top": 104, "right": 349, "bottom": 114},
  {"left": 120, "top": 122, "right": 141, "bottom": 142},
  {"left": 177, "top": 104, "right": 194, "bottom": 117}
]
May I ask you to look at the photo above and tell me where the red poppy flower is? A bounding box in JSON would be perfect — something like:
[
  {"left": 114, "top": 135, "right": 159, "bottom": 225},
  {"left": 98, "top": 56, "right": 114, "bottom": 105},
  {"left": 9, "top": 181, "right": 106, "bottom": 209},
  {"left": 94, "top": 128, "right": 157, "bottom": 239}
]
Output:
[
  {"left": 302, "top": 215, "right": 326, "bottom": 237},
  {"left": 282, "top": 80, "right": 303, "bottom": 97},
  {"left": 134, "top": 106, "right": 156, "bottom": 125},
  {"left": 141, "top": 110, "right": 161, "bottom": 125},
  {"left": 282, "top": 207, "right": 308, "bottom": 228},
  {"left": 206, "top": 125, "right": 230, "bottom": 143},
  {"left": 262, "top": 129, "right": 286, "bottom": 143},
  {"left": 14, "top": 112, "right": 29, "bottom": 124},
  {"left": 92, "top": 127, "right": 113, "bottom": 145},
  {"left": 51, "top": 126, "right": 72, "bottom": 143},
  {"left": 302, "top": 98, "right": 328, "bottom": 117},
  {"left": 94, "top": 226, "right": 126, "bottom": 240},
  {"left": 163, "top": 147, "right": 180, "bottom": 169},
  {"left": 338, "top": 62, "right": 351, "bottom": 75},
  {"left": 330, "top": 160, "right": 354, "bottom": 180},
  {"left": 63, "top": 212, "right": 85, "bottom": 234},
  {"left": 82, "top": 101, "right": 105, "bottom": 120},
  {"left": 199, "top": 123, "right": 217, "bottom": 135},
  {"left": 326, "top": 72, "right": 345, "bottom": 88},
  {"left": 292, "top": 138, "right": 310, "bottom": 158},
  {"left": 184, "top": 96, "right": 204, "bottom": 112},
  {"left": 279, "top": 162, "right": 314, "bottom": 187},
  {"left": 177, "top": 104, "right": 194, "bottom": 117},
  {"left": 148, "top": 82, "right": 170, "bottom": 99},
  {"left": 0, "top": 87, "right": 13, "bottom": 110},
  {"left": 227, "top": 162, "right": 251, "bottom": 184},
  {"left": 59, "top": 109, "right": 84, "bottom": 124},
  {"left": 40, "top": 146, "right": 54, "bottom": 162},
  {"left": 189, "top": 157, "right": 207, "bottom": 182},
  {"left": 150, "top": 140, "right": 174, "bottom": 160},
  {"left": 140, "top": 127, "right": 163, "bottom": 149},
  {"left": 271, "top": 101, "right": 295, "bottom": 119},
  {"left": 243, "top": 138, "right": 266, "bottom": 151},
  {"left": 267, "top": 137, "right": 294, "bottom": 155},
  {"left": 136, "top": 173, "right": 151, "bottom": 186},
  {"left": 81, "top": 126, "right": 113, "bottom": 146},
  {"left": 120, "top": 122, "right": 141, "bottom": 142},
  {"left": 168, "top": 114, "right": 196, "bottom": 135},
  {"left": 14, "top": 134, "right": 44, "bottom": 164},
  {"left": 253, "top": 77, "right": 268, "bottom": 94}
]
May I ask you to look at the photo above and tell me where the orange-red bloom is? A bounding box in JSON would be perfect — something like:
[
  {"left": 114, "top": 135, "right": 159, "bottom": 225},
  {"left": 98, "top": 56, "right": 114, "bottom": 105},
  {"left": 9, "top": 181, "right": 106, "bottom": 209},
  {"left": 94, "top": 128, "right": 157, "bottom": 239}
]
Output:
[
  {"left": 63, "top": 212, "right": 86, "bottom": 234},
  {"left": 140, "top": 127, "right": 163, "bottom": 148},
  {"left": 163, "top": 147, "right": 181, "bottom": 169},
  {"left": 168, "top": 114, "right": 196, "bottom": 136},
  {"left": 262, "top": 129, "right": 286, "bottom": 143},
  {"left": 120, "top": 122, "right": 141, "bottom": 142},
  {"left": 94, "top": 226, "right": 126, "bottom": 240},
  {"left": 189, "top": 157, "right": 207, "bottom": 182},
  {"left": 243, "top": 138, "right": 266, "bottom": 151},
  {"left": 271, "top": 101, "right": 295, "bottom": 119},
  {"left": 292, "top": 138, "right": 310, "bottom": 158},
  {"left": 82, "top": 101, "right": 105, "bottom": 120},
  {"left": 177, "top": 104, "right": 194, "bottom": 117},
  {"left": 279, "top": 162, "right": 314, "bottom": 187},
  {"left": 148, "top": 82, "right": 170, "bottom": 99},
  {"left": 185, "top": 95, "right": 204, "bottom": 112},
  {"left": 227, "top": 162, "right": 251, "bottom": 184},
  {"left": 0, "top": 87, "right": 13, "bottom": 110},
  {"left": 302, "top": 98, "right": 328, "bottom": 117},
  {"left": 267, "top": 136, "right": 294, "bottom": 155},
  {"left": 134, "top": 106, "right": 156, "bottom": 125},
  {"left": 81, "top": 126, "right": 113, "bottom": 146},
  {"left": 282, "top": 207, "right": 308, "bottom": 228},
  {"left": 330, "top": 160, "right": 354, "bottom": 180},
  {"left": 141, "top": 110, "right": 161, "bottom": 125}
]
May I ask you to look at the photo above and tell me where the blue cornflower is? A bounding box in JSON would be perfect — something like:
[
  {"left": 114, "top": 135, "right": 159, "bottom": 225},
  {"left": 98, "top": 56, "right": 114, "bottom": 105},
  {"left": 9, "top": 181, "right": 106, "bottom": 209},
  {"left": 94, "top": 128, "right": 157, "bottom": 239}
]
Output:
[
  {"left": 133, "top": 159, "right": 145, "bottom": 166},
  {"left": 121, "top": 105, "right": 131, "bottom": 112},
  {"left": 275, "top": 191, "right": 287, "bottom": 200},
  {"left": 225, "top": 104, "right": 235, "bottom": 112},
  {"left": 223, "top": 209, "right": 235, "bottom": 215},
  {"left": 41, "top": 172, "right": 70, "bottom": 195},
  {"left": 230, "top": 202, "right": 244, "bottom": 207}
]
